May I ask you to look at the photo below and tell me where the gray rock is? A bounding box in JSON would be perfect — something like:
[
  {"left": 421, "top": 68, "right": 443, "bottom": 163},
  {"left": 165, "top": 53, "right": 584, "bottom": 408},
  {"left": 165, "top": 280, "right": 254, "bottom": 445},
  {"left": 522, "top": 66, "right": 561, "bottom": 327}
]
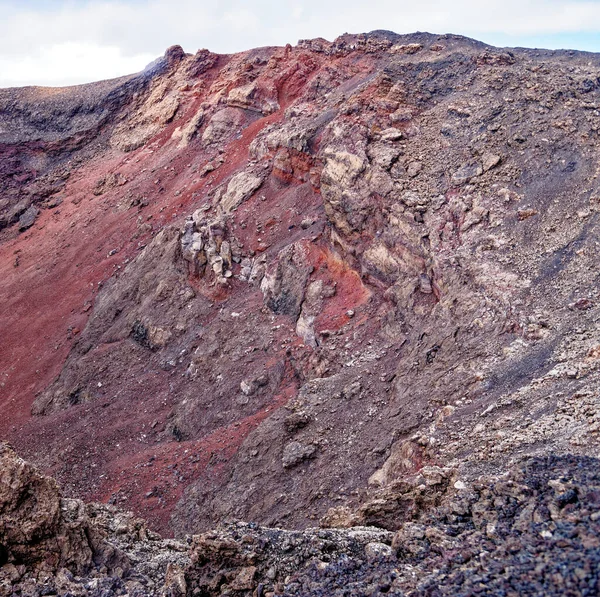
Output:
[
  {"left": 282, "top": 441, "right": 317, "bottom": 469},
  {"left": 18, "top": 206, "right": 39, "bottom": 231},
  {"left": 220, "top": 171, "right": 264, "bottom": 213},
  {"left": 364, "top": 542, "right": 393, "bottom": 561},
  {"left": 451, "top": 162, "right": 483, "bottom": 186}
]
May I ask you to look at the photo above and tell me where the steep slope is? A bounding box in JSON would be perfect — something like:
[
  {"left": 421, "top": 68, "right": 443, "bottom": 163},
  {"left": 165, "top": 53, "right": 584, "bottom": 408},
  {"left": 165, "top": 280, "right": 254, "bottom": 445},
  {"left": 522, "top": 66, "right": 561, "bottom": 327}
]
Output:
[{"left": 2, "top": 31, "right": 600, "bottom": 540}]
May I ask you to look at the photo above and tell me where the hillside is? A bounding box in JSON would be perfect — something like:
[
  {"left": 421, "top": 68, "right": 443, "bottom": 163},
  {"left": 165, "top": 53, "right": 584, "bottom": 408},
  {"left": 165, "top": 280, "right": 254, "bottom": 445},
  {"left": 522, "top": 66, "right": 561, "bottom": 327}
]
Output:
[{"left": 2, "top": 30, "right": 600, "bottom": 591}]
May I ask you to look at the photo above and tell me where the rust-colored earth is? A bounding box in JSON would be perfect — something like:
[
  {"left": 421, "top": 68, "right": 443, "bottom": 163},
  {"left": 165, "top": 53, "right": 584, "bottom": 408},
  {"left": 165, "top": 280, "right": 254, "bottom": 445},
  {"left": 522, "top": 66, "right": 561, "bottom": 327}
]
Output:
[{"left": 3, "top": 31, "right": 600, "bottom": 539}]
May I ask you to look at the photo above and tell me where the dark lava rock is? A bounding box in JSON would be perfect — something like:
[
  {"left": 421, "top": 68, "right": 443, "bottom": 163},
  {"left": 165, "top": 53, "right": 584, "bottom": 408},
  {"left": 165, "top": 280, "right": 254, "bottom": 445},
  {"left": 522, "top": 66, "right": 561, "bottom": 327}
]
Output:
[
  {"left": 18, "top": 205, "right": 39, "bottom": 231},
  {"left": 283, "top": 455, "right": 600, "bottom": 597},
  {"left": 4, "top": 448, "right": 600, "bottom": 596}
]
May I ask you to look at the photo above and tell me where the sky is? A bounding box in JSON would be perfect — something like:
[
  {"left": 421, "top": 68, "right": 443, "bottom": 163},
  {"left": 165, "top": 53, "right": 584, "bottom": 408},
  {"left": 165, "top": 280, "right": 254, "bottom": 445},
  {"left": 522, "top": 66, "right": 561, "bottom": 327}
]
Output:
[{"left": 1, "top": 0, "right": 600, "bottom": 88}]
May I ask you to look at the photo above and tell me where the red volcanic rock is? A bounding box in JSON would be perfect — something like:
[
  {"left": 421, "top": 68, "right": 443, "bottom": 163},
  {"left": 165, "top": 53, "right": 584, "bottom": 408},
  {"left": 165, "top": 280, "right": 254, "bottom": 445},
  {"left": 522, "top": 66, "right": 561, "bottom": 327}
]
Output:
[
  {"left": 1, "top": 31, "right": 600, "bottom": 541},
  {"left": 0, "top": 442, "right": 127, "bottom": 574}
]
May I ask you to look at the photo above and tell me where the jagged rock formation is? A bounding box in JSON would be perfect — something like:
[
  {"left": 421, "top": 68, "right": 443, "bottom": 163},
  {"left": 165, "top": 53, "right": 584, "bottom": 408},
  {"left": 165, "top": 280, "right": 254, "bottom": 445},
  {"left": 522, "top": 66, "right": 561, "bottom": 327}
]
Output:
[
  {"left": 0, "top": 443, "right": 190, "bottom": 596},
  {"left": 284, "top": 454, "right": 600, "bottom": 596},
  {"left": 2, "top": 30, "right": 600, "bottom": 556},
  {"left": 3, "top": 445, "right": 600, "bottom": 596}
]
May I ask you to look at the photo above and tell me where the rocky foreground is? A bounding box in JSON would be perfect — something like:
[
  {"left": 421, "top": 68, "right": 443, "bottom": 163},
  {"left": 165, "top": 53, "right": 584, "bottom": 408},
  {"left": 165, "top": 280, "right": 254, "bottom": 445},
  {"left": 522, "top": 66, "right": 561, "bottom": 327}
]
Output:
[{"left": 2, "top": 443, "right": 600, "bottom": 596}]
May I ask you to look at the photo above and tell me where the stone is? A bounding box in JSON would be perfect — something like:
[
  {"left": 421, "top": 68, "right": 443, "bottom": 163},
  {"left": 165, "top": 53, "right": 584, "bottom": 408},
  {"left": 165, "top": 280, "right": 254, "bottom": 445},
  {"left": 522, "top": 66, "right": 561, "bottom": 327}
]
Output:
[
  {"left": 321, "top": 150, "right": 367, "bottom": 189},
  {"left": 368, "top": 142, "right": 401, "bottom": 170},
  {"left": 284, "top": 412, "right": 311, "bottom": 433},
  {"left": 161, "top": 563, "right": 187, "bottom": 597},
  {"left": 260, "top": 243, "right": 312, "bottom": 318},
  {"left": 176, "top": 107, "right": 204, "bottom": 148},
  {"left": 517, "top": 208, "right": 538, "bottom": 220},
  {"left": 342, "top": 380, "right": 362, "bottom": 399},
  {"left": 451, "top": 162, "right": 483, "bottom": 186},
  {"left": 0, "top": 442, "right": 62, "bottom": 566},
  {"left": 296, "top": 280, "right": 330, "bottom": 347},
  {"left": 110, "top": 78, "right": 181, "bottom": 151},
  {"left": 364, "top": 542, "right": 393, "bottom": 561},
  {"left": 240, "top": 374, "right": 269, "bottom": 397},
  {"left": 229, "top": 565, "right": 257, "bottom": 590},
  {"left": 418, "top": 274, "right": 433, "bottom": 294},
  {"left": 407, "top": 161, "right": 422, "bottom": 177},
  {"left": 93, "top": 172, "right": 128, "bottom": 196},
  {"left": 390, "top": 43, "right": 423, "bottom": 54},
  {"left": 227, "top": 81, "right": 280, "bottom": 115},
  {"left": 18, "top": 206, "right": 39, "bottom": 231},
  {"left": 401, "top": 190, "right": 426, "bottom": 209},
  {"left": 202, "top": 107, "right": 245, "bottom": 145},
  {"left": 9, "top": 34, "right": 600, "bottom": 591},
  {"left": 362, "top": 243, "right": 401, "bottom": 282},
  {"left": 282, "top": 441, "right": 317, "bottom": 469},
  {"left": 482, "top": 152, "right": 501, "bottom": 172},
  {"left": 320, "top": 506, "right": 358, "bottom": 529},
  {"left": 380, "top": 128, "right": 403, "bottom": 142},
  {"left": 220, "top": 171, "right": 264, "bottom": 213}
]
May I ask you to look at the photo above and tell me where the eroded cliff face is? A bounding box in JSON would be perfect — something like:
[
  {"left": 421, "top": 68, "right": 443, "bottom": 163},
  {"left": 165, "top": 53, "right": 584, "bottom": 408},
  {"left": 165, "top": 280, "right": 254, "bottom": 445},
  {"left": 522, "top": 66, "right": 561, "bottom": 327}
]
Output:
[{"left": 2, "top": 31, "right": 600, "bottom": 541}]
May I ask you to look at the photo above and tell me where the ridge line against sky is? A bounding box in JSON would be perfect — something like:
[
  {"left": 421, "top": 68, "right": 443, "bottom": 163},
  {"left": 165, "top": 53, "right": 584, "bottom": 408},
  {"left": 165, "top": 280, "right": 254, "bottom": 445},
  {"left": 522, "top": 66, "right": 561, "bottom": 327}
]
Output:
[{"left": 1, "top": 0, "right": 600, "bottom": 88}]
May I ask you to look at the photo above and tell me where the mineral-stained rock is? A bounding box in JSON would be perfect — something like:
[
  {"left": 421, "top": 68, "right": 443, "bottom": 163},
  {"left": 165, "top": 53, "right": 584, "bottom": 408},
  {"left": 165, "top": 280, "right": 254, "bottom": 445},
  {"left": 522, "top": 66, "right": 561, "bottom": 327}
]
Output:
[
  {"left": 219, "top": 171, "right": 264, "bottom": 213},
  {"left": 295, "top": 279, "right": 335, "bottom": 347},
  {"left": 110, "top": 66, "right": 183, "bottom": 151},
  {"left": 260, "top": 242, "right": 312, "bottom": 318},
  {"left": 5, "top": 30, "right": 600, "bottom": 560},
  {"left": 32, "top": 226, "right": 194, "bottom": 415},
  {"left": 391, "top": 42, "right": 423, "bottom": 54},
  {"left": 175, "top": 107, "right": 204, "bottom": 148},
  {"left": 201, "top": 107, "right": 245, "bottom": 145},
  {"left": 321, "top": 150, "right": 367, "bottom": 188},
  {"left": 227, "top": 80, "right": 280, "bottom": 115}
]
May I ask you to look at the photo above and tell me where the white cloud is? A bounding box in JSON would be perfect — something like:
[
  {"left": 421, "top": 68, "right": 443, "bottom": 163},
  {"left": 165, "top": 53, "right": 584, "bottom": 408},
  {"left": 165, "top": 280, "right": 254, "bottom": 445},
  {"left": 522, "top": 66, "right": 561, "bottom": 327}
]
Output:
[
  {"left": 0, "top": 42, "right": 155, "bottom": 87},
  {"left": 292, "top": 4, "right": 305, "bottom": 20},
  {"left": 1, "top": 0, "right": 600, "bottom": 88},
  {"left": 223, "top": 8, "right": 261, "bottom": 33}
]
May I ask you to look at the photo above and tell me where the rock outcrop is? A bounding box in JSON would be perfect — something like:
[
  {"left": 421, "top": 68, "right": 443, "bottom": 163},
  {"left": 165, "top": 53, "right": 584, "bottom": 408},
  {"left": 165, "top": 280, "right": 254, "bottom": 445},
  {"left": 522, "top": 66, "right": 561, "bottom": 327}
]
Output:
[
  {"left": 0, "top": 443, "right": 189, "bottom": 596},
  {"left": 3, "top": 446, "right": 600, "bottom": 596}
]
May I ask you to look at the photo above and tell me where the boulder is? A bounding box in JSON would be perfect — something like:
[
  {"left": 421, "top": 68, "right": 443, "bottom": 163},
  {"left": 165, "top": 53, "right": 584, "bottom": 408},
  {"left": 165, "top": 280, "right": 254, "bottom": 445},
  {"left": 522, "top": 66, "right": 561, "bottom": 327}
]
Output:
[
  {"left": 0, "top": 443, "right": 125, "bottom": 574},
  {"left": 220, "top": 171, "right": 264, "bottom": 213},
  {"left": 282, "top": 441, "right": 317, "bottom": 468},
  {"left": 18, "top": 206, "right": 38, "bottom": 231}
]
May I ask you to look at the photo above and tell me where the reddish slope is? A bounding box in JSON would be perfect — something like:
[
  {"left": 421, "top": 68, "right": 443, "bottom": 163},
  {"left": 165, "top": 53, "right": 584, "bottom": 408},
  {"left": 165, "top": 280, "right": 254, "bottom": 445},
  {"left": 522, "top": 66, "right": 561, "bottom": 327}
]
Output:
[{"left": 3, "top": 32, "right": 600, "bottom": 536}]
